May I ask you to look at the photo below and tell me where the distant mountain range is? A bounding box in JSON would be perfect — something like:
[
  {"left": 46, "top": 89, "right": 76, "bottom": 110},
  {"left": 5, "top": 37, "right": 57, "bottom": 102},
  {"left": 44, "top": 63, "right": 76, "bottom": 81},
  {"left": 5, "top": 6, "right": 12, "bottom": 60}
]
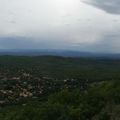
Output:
[{"left": 0, "top": 49, "right": 120, "bottom": 59}]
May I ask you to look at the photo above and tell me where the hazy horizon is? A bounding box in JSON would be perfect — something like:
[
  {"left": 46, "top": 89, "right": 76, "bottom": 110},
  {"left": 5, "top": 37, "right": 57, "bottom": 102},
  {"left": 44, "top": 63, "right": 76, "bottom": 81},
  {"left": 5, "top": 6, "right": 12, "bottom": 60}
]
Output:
[{"left": 0, "top": 0, "right": 120, "bottom": 53}]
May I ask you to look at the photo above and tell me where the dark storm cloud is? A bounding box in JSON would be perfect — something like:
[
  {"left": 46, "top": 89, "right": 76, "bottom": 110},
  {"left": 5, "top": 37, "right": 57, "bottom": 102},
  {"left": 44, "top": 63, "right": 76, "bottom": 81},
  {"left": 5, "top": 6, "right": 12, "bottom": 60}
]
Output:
[
  {"left": 0, "top": 37, "right": 36, "bottom": 49},
  {"left": 0, "top": 37, "right": 72, "bottom": 50},
  {"left": 84, "top": 0, "right": 120, "bottom": 14},
  {"left": 73, "top": 33, "right": 120, "bottom": 53},
  {"left": 92, "top": 34, "right": 120, "bottom": 53}
]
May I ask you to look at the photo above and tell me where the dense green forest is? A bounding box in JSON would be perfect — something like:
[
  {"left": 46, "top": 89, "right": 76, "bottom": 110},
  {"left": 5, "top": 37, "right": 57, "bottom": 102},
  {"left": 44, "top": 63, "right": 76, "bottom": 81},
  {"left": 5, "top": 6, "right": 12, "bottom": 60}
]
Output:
[
  {"left": 1, "top": 56, "right": 120, "bottom": 80},
  {"left": 0, "top": 56, "right": 120, "bottom": 120}
]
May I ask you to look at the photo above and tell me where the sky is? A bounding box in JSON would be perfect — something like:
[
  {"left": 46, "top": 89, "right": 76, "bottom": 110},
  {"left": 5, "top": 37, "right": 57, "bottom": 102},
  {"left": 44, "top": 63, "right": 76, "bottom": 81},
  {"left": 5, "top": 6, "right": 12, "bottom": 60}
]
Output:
[{"left": 0, "top": 0, "right": 120, "bottom": 53}]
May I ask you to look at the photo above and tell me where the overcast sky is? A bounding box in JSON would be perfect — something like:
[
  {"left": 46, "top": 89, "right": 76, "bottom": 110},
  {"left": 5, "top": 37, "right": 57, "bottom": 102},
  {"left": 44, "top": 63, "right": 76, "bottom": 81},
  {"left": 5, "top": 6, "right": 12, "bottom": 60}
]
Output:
[{"left": 0, "top": 0, "right": 120, "bottom": 53}]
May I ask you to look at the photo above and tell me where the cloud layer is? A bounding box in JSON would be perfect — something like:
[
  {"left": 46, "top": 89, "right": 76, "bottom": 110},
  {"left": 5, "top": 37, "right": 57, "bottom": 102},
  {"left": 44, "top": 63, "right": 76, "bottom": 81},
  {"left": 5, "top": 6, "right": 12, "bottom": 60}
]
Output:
[
  {"left": 0, "top": 0, "right": 120, "bottom": 53},
  {"left": 84, "top": 0, "right": 120, "bottom": 14}
]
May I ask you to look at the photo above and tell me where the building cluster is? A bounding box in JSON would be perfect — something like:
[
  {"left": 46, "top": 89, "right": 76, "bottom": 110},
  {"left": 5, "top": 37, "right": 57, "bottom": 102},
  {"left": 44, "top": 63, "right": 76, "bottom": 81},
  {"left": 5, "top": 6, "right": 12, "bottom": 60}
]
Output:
[{"left": 0, "top": 71, "right": 88, "bottom": 106}]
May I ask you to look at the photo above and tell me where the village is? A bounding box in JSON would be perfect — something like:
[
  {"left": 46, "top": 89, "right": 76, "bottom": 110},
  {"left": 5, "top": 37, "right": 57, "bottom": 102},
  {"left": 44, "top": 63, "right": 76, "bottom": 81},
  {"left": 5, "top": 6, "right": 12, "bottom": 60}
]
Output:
[{"left": 0, "top": 70, "right": 88, "bottom": 106}]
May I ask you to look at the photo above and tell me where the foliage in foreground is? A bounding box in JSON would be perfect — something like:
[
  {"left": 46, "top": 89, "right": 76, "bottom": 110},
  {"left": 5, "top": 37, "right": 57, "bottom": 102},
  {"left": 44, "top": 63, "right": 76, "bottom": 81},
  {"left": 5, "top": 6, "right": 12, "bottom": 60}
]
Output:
[{"left": 1, "top": 80, "right": 120, "bottom": 120}]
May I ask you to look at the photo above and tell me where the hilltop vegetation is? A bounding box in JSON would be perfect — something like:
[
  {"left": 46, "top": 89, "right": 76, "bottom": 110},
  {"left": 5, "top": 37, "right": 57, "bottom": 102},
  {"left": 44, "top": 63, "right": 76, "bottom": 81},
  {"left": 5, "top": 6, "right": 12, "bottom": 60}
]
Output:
[
  {"left": 0, "top": 56, "right": 120, "bottom": 120},
  {"left": 1, "top": 80, "right": 120, "bottom": 120}
]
